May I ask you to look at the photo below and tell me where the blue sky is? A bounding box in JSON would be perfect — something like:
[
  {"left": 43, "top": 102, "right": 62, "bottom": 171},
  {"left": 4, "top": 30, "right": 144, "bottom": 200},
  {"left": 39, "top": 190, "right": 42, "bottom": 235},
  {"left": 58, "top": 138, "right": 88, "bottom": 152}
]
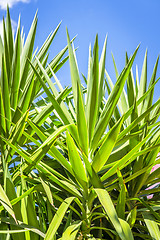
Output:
[{"left": 0, "top": 0, "right": 160, "bottom": 99}]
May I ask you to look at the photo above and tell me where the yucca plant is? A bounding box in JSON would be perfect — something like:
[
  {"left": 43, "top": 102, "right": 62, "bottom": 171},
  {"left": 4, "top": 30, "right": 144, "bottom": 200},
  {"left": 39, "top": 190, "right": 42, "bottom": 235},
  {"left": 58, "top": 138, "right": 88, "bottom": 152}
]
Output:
[
  {"left": 1, "top": 8, "right": 160, "bottom": 240},
  {"left": 0, "top": 8, "right": 74, "bottom": 240}
]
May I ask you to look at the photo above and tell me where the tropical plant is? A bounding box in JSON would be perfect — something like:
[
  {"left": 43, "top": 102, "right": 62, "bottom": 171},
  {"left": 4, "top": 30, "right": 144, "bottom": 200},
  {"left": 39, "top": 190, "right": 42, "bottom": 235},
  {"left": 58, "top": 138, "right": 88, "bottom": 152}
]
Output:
[
  {"left": 0, "top": 7, "right": 160, "bottom": 240},
  {"left": 0, "top": 7, "right": 73, "bottom": 240}
]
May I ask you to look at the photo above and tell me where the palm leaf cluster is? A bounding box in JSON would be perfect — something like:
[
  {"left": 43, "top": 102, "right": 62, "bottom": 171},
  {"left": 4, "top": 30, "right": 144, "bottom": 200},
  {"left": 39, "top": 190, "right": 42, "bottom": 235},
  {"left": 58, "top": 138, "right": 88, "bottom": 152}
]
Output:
[{"left": 0, "top": 8, "right": 160, "bottom": 240}]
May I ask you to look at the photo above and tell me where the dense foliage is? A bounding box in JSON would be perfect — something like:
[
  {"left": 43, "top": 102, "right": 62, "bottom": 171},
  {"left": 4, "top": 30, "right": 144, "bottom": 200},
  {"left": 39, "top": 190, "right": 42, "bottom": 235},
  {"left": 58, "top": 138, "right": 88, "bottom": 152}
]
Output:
[{"left": 0, "top": 8, "right": 160, "bottom": 240}]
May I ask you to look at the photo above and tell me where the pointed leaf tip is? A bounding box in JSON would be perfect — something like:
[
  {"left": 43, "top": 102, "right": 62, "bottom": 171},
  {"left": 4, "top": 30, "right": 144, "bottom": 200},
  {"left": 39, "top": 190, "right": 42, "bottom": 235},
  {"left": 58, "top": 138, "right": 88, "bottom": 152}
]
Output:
[{"left": 66, "top": 28, "right": 71, "bottom": 44}]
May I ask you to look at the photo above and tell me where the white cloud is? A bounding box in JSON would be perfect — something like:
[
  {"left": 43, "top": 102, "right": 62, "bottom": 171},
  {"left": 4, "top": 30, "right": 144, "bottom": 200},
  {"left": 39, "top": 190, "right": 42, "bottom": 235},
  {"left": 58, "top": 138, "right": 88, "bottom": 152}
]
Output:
[
  {"left": 0, "top": 0, "right": 30, "bottom": 10},
  {"left": 11, "top": 19, "right": 17, "bottom": 33}
]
